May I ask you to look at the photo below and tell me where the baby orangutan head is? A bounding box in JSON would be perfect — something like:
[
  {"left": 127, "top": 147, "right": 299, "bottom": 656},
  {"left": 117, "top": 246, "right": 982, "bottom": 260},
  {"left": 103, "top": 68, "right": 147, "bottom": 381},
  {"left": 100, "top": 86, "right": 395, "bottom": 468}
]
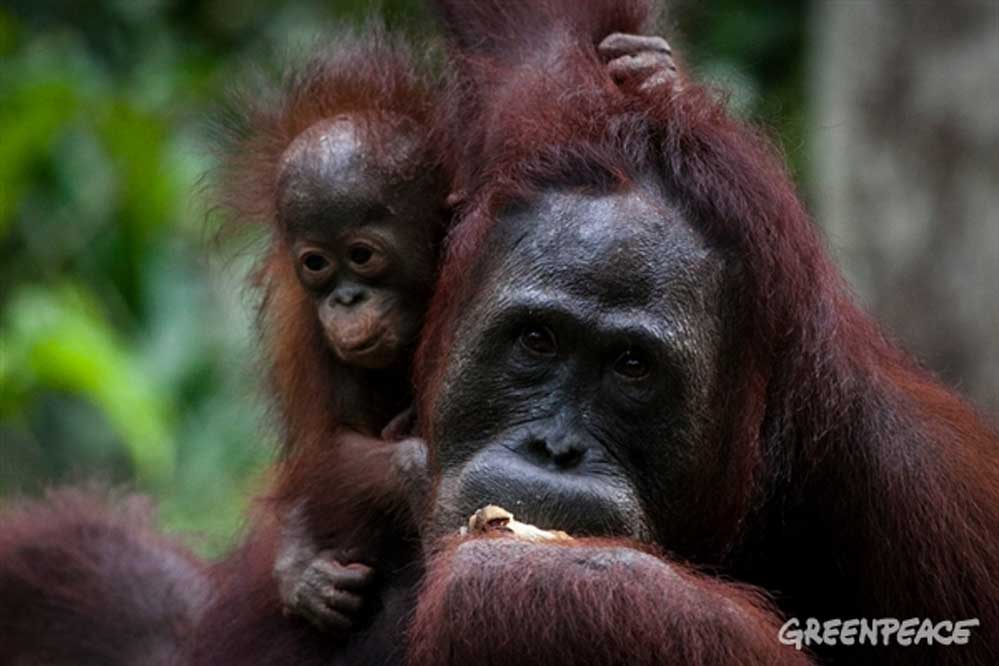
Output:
[{"left": 276, "top": 116, "right": 443, "bottom": 369}]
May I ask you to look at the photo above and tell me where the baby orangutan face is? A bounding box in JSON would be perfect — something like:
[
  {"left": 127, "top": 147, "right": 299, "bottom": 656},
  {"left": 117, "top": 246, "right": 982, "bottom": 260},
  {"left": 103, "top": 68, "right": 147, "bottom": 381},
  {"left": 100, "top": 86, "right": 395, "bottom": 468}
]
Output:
[{"left": 277, "top": 118, "right": 441, "bottom": 369}]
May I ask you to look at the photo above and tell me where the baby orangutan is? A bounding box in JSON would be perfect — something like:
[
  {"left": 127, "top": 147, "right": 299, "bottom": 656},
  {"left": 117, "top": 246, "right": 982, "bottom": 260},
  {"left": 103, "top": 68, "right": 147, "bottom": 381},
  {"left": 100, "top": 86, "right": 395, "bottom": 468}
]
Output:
[
  {"left": 270, "top": 114, "right": 442, "bottom": 632},
  {"left": 214, "top": 32, "right": 445, "bottom": 639}
]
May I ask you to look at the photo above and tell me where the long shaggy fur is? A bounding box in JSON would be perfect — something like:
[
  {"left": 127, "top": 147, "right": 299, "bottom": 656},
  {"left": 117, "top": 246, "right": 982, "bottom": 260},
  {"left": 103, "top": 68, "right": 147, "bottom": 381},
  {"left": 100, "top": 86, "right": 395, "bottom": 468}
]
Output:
[
  {"left": 188, "top": 522, "right": 341, "bottom": 666},
  {"left": 190, "top": 437, "right": 422, "bottom": 666},
  {"left": 210, "top": 23, "right": 446, "bottom": 455},
  {"left": 0, "top": 487, "right": 208, "bottom": 666},
  {"left": 414, "top": 0, "right": 999, "bottom": 663},
  {"left": 1, "top": 2, "right": 996, "bottom": 664},
  {"left": 410, "top": 537, "right": 812, "bottom": 666},
  {"left": 193, "top": 26, "right": 440, "bottom": 666},
  {"left": 211, "top": 23, "right": 441, "bottom": 237}
]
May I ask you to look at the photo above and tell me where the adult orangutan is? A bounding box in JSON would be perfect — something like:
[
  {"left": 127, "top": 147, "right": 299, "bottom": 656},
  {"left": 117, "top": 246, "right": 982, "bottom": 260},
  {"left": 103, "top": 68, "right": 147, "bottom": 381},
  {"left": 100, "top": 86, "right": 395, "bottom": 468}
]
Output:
[
  {"left": 1, "top": 1, "right": 997, "bottom": 665},
  {"left": 403, "top": 1, "right": 999, "bottom": 664}
]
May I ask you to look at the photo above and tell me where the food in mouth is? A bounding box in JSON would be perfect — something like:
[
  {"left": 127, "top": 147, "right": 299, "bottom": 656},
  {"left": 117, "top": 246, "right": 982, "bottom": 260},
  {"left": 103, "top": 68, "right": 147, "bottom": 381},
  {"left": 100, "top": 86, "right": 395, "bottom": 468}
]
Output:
[{"left": 461, "top": 505, "right": 572, "bottom": 542}]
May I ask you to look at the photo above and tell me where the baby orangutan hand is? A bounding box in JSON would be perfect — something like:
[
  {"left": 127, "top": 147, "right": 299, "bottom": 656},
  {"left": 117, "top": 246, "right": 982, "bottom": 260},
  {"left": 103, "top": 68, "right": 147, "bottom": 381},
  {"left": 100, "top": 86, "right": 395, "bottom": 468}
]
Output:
[
  {"left": 278, "top": 549, "right": 374, "bottom": 634},
  {"left": 273, "top": 504, "right": 376, "bottom": 636}
]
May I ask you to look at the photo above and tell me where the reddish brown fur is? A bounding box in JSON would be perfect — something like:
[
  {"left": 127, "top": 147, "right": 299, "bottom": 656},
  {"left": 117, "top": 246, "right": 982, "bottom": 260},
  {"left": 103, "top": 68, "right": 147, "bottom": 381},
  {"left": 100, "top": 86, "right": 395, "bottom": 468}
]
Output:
[
  {"left": 410, "top": 537, "right": 813, "bottom": 666},
  {"left": 0, "top": 487, "right": 207, "bottom": 665},
  {"left": 211, "top": 23, "right": 445, "bottom": 451},
  {"left": 192, "top": 27, "right": 441, "bottom": 665},
  {"left": 189, "top": 435, "right": 421, "bottom": 665},
  {"left": 235, "top": 24, "right": 444, "bottom": 576},
  {"left": 187, "top": 516, "right": 348, "bottom": 666},
  {"left": 411, "top": 0, "right": 999, "bottom": 663},
  {"left": 1, "top": 3, "right": 996, "bottom": 665}
]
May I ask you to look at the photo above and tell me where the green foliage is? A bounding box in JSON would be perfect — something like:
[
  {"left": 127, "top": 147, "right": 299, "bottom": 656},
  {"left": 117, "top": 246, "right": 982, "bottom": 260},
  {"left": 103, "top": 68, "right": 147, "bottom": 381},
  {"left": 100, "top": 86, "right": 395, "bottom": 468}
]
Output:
[
  {"left": 0, "top": 1, "right": 805, "bottom": 553},
  {"left": 2, "top": 286, "right": 174, "bottom": 486}
]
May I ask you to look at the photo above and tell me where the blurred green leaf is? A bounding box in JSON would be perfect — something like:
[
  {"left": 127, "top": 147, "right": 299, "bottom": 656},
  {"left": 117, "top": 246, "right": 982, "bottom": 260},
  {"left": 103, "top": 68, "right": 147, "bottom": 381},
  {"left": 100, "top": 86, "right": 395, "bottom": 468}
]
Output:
[
  {"left": 0, "top": 9, "right": 18, "bottom": 56},
  {"left": 100, "top": 103, "right": 177, "bottom": 236},
  {"left": 2, "top": 285, "right": 176, "bottom": 487},
  {"left": 0, "top": 80, "right": 78, "bottom": 232}
]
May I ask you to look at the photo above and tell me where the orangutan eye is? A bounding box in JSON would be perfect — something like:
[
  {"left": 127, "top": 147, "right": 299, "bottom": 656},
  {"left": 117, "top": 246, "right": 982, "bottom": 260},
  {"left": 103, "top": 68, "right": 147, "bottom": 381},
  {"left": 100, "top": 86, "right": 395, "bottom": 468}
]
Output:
[
  {"left": 348, "top": 244, "right": 374, "bottom": 266},
  {"left": 614, "top": 350, "right": 650, "bottom": 380},
  {"left": 302, "top": 252, "right": 331, "bottom": 273},
  {"left": 519, "top": 325, "right": 557, "bottom": 357}
]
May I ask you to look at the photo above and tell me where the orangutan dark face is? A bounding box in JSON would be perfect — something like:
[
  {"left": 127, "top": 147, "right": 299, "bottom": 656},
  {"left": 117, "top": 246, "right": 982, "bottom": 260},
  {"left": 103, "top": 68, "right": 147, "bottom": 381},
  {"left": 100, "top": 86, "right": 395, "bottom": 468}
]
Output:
[
  {"left": 277, "top": 118, "right": 440, "bottom": 369},
  {"left": 425, "top": 183, "right": 735, "bottom": 548}
]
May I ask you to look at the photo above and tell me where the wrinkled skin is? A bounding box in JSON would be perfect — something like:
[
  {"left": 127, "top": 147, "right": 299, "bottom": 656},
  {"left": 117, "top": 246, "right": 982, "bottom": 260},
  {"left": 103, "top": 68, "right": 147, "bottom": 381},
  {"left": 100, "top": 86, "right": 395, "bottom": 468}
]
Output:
[
  {"left": 425, "top": 182, "right": 733, "bottom": 549},
  {"left": 599, "top": 32, "right": 679, "bottom": 93},
  {"left": 401, "top": 183, "right": 811, "bottom": 666}
]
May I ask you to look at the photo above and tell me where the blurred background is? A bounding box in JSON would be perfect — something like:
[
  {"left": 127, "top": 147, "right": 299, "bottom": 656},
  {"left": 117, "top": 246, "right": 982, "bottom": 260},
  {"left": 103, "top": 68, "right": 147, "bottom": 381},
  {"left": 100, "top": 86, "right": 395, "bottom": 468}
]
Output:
[{"left": 1, "top": 1, "right": 996, "bottom": 555}]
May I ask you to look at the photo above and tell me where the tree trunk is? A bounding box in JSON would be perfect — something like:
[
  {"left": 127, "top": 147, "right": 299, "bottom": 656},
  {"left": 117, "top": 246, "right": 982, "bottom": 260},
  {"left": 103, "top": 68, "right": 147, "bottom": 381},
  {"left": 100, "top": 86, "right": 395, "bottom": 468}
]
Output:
[{"left": 812, "top": 0, "right": 999, "bottom": 411}]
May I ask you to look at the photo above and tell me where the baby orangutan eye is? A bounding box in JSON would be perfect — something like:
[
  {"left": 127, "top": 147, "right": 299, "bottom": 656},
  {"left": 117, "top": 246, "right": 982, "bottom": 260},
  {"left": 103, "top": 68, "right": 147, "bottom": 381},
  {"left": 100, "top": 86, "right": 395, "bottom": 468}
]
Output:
[
  {"left": 346, "top": 242, "right": 389, "bottom": 277},
  {"left": 348, "top": 244, "right": 374, "bottom": 266},
  {"left": 301, "top": 251, "right": 331, "bottom": 273}
]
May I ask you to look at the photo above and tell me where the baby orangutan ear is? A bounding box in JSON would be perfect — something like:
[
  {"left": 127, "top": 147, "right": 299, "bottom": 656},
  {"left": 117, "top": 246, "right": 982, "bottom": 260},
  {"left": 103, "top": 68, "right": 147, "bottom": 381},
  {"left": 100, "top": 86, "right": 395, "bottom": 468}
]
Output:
[{"left": 461, "top": 505, "right": 572, "bottom": 543}]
